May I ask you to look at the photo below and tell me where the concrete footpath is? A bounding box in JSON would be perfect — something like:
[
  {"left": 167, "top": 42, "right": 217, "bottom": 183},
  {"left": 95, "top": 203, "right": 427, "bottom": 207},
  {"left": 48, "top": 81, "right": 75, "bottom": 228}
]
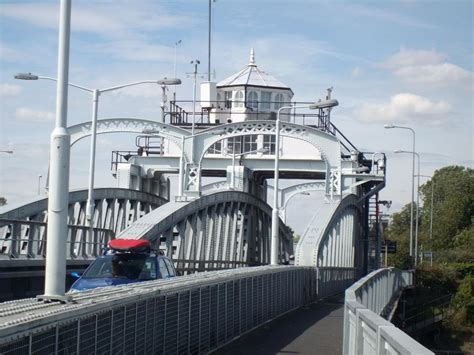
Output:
[{"left": 213, "top": 295, "right": 344, "bottom": 355}]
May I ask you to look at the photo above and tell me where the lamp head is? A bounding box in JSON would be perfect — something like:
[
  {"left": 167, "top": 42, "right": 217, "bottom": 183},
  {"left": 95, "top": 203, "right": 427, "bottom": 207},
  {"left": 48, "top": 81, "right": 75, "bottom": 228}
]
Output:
[
  {"left": 14, "top": 73, "right": 39, "bottom": 80},
  {"left": 157, "top": 78, "right": 181, "bottom": 85},
  {"left": 393, "top": 149, "right": 402, "bottom": 153},
  {"left": 309, "top": 99, "right": 338, "bottom": 110},
  {"left": 384, "top": 124, "right": 395, "bottom": 129}
]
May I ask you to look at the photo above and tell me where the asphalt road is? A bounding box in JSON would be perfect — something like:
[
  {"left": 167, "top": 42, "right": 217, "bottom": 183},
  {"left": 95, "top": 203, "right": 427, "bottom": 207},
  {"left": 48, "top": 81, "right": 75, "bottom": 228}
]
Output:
[{"left": 212, "top": 295, "right": 344, "bottom": 355}]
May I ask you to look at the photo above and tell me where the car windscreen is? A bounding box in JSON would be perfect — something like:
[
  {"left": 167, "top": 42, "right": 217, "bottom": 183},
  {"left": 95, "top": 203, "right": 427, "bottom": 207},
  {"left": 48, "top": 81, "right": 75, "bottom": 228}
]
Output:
[{"left": 82, "top": 254, "right": 157, "bottom": 280}]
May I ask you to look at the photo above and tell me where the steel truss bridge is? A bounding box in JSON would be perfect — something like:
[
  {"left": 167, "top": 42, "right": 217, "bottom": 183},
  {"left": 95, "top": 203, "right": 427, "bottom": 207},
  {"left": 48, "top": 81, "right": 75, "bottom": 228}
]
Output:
[{"left": 0, "top": 118, "right": 433, "bottom": 353}]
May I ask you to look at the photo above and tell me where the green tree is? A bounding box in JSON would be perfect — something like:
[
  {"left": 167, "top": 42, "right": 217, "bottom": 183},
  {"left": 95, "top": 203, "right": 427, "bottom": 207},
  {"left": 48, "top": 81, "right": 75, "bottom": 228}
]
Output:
[
  {"left": 420, "top": 166, "right": 474, "bottom": 251},
  {"left": 386, "top": 203, "right": 413, "bottom": 269}
]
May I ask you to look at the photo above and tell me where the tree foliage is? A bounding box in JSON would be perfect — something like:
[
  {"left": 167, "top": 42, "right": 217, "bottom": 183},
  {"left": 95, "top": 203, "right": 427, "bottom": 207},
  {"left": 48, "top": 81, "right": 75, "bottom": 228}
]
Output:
[
  {"left": 0, "top": 197, "right": 6, "bottom": 206},
  {"left": 420, "top": 166, "right": 474, "bottom": 251}
]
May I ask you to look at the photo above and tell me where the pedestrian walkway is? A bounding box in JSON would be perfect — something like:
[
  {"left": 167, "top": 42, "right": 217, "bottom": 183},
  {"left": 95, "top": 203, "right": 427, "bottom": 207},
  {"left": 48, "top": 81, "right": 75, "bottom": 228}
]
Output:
[{"left": 213, "top": 295, "right": 344, "bottom": 355}]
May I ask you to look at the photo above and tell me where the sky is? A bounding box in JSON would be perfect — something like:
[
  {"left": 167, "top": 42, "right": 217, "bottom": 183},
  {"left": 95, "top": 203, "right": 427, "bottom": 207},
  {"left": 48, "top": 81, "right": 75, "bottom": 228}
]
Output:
[{"left": 0, "top": 0, "right": 473, "bottom": 234}]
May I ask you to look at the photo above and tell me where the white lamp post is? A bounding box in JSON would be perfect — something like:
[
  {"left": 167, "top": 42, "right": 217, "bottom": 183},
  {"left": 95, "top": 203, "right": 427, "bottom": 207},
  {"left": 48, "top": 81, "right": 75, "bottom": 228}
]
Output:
[
  {"left": 271, "top": 99, "right": 338, "bottom": 265},
  {"left": 190, "top": 60, "right": 200, "bottom": 136},
  {"left": 394, "top": 149, "right": 420, "bottom": 266},
  {"left": 385, "top": 124, "right": 416, "bottom": 266},
  {"left": 16, "top": 73, "right": 181, "bottom": 229}
]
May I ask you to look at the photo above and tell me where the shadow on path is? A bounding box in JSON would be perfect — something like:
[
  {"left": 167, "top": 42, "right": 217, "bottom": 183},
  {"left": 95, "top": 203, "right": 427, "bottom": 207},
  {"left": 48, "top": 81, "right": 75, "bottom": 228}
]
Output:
[{"left": 212, "top": 294, "right": 345, "bottom": 355}]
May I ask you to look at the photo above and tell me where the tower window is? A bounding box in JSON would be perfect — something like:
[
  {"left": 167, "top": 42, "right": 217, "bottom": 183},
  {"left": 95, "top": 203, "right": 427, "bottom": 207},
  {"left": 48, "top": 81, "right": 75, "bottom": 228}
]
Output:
[
  {"left": 274, "top": 93, "right": 285, "bottom": 109},
  {"left": 234, "top": 91, "right": 244, "bottom": 108},
  {"left": 244, "top": 135, "right": 258, "bottom": 152},
  {"left": 248, "top": 91, "right": 258, "bottom": 110},
  {"left": 261, "top": 92, "right": 271, "bottom": 110},
  {"left": 263, "top": 135, "right": 276, "bottom": 154}
]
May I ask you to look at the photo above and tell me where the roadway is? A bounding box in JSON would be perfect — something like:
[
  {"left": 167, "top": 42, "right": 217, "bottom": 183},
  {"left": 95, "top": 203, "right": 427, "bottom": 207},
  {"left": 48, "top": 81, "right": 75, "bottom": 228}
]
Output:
[{"left": 213, "top": 295, "right": 344, "bottom": 355}]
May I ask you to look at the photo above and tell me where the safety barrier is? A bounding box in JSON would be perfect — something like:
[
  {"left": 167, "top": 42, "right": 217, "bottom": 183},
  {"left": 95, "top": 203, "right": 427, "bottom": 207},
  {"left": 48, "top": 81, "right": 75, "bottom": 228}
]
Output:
[
  {"left": 343, "top": 268, "right": 434, "bottom": 355},
  {"left": 0, "top": 266, "right": 356, "bottom": 354}
]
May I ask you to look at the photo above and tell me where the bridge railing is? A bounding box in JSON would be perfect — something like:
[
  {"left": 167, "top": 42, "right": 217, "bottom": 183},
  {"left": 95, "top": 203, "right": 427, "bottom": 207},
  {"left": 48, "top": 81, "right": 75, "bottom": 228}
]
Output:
[
  {"left": 317, "top": 267, "right": 360, "bottom": 299},
  {"left": 0, "top": 266, "right": 356, "bottom": 354},
  {"left": 343, "top": 268, "right": 434, "bottom": 355},
  {"left": 0, "top": 219, "right": 114, "bottom": 261}
]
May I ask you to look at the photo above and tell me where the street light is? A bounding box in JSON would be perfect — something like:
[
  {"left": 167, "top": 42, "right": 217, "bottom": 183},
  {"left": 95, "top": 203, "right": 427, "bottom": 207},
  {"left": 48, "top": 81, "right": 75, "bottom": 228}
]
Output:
[
  {"left": 385, "top": 124, "right": 416, "bottom": 265},
  {"left": 416, "top": 174, "right": 434, "bottom": 242},
  {"left": 190, "top": 60, "right": 200, "bottom": 136},
  {"left": 223, "top": 148, "right": 267, "bottom": 189},
  {"left": 16, "top": 73, "right": 181, "bottom": 230},
  {"left": 270, "top": 102, "right": 333, "bottom": 265},
  {"left": 0, "top": 150, "right": 13, "bottom": 154},
  {"left": 394, "top": 149, "right": 420, "bottom": 267}
]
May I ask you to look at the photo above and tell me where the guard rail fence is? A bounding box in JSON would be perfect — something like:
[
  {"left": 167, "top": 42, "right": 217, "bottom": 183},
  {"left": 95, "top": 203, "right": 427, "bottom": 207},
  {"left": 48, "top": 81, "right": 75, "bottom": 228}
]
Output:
[
  {"left": 0, "top": 266, "right": 356, "bottom": 354},
  {"left": 343, "top": 267, "right": 434, "bottom": 355}
]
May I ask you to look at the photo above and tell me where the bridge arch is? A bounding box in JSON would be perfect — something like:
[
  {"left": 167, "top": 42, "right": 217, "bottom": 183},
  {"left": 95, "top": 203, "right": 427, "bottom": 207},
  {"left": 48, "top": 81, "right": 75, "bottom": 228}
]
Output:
[
  {"left": 68, "top": 118, "right": 190, "bottom": 153},
  {"left": 117, "top": 190, "right": 293, "bottom": 272},
  {"left": 295, "top": 194, "right": 363, "bottom": 270},
  {"left": 187, "top": 121, "right": 342, "bottom": 195}
]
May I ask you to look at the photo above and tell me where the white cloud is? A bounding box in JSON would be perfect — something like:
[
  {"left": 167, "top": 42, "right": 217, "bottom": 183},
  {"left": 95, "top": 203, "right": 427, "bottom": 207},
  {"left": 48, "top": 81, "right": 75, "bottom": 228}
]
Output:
[
  {"left": 380, "top": 48, "right": 473, "bottom": 87},
  {"left": 0, "top": 3, "right": 197, "bottom": 37},
  {"left": 394, "top": 63, "right": 472, "bottom": 84},
  {"left": 0, "top": 84, "right": 22, "bottom": 96},
  {"left": 15, "top": 108, "right": 55, "bottom": 122},
  {"left": 354, "top": 93, "right": 451, "bottom": 124},
  {"left": 380, "top": 48, "right": 445, "bottom": 69}
]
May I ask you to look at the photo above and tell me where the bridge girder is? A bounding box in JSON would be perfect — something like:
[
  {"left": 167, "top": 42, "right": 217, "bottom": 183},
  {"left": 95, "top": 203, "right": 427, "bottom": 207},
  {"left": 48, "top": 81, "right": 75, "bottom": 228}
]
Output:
[
  {"left": 295, "top": 194, "right": 363, "bottom": 270},
  {"left": 117, "top": 191, "right": 293, "bottom": 272}
]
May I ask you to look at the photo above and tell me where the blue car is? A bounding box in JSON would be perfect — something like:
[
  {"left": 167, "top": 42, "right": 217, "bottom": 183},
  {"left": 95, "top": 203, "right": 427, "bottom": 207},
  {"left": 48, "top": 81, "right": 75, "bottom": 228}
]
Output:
[{"left": 69, "top": 239, "right": 177, "bottom": 292}]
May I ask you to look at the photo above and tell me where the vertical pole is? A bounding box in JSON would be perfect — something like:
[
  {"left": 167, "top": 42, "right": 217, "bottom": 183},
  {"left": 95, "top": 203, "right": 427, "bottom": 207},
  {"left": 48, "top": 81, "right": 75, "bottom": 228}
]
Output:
[
  {"left": 192, "top": 61, "right": 198, "bottom": 136},
  {"left": 409, "top": 132, "right": 415, "bottom": 265},
  {"left": 231, "top": 153, "right": 235, "bottom": 189},
  {"left": 42, "top": 0, "right": 71, "bottom": 301},
  {"left": 161, "top": 85, "right": 166, "bottom": 123},
  {"left": 271, "top": 117, "right": 281, "bottom": 265},
  {"left": 207, "top": 0, "right": 212, "bottom": 82},
  {"left": 178, "top": 136, "right": 185, "bottom": 196},
  {"left": 375, "top": 193, "right": 381, "bottom": 269},
  {"left": 86, "top": 89, "right": 99, "bottom": 228},
  {"left": 363, "top": 197, "right": 369, "bottom": 275},
  {"left": 429, "top": 181, "right": 434, "bottom": 241},
  {"left": 414, "top": 154, "right": 420, "bottom": 267}
]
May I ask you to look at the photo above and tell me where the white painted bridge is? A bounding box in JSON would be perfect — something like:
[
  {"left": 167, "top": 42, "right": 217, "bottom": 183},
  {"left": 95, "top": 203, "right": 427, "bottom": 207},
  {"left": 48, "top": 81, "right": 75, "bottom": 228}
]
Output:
[{"left": 0, "top": 116, "right": 433, "bottom": 354}]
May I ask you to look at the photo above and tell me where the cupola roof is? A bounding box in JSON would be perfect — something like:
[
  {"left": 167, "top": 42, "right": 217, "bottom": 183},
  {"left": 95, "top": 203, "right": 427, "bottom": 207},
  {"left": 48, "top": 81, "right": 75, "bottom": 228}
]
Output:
[{"left": 217, "top": 49, "right": 292, "bottom": 92}]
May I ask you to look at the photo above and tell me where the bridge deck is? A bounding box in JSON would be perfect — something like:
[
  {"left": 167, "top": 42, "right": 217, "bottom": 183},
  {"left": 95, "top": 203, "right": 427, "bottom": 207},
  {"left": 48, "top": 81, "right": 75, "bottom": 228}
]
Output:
[{"left": 214, "top": 295, "right": 344, "bottom": 355}]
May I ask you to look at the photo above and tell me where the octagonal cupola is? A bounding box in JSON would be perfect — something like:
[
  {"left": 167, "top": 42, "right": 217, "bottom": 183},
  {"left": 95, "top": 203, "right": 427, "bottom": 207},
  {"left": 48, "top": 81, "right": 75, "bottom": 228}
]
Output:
[{"left": 207, "top": 49, "right": 294, "bottom": 123}]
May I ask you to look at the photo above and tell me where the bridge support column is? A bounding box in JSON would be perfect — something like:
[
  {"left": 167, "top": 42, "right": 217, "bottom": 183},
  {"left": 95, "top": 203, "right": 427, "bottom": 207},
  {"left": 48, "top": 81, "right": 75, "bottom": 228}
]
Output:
[{"left": 40, "top": 0, "right": 72, "bottom": 302}]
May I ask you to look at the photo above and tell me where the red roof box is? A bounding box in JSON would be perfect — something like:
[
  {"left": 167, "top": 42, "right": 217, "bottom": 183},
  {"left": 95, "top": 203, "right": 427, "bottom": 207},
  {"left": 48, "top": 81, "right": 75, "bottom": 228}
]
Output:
[{"left": 108, "top": 239, "right": 151, "bottom": 252}]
